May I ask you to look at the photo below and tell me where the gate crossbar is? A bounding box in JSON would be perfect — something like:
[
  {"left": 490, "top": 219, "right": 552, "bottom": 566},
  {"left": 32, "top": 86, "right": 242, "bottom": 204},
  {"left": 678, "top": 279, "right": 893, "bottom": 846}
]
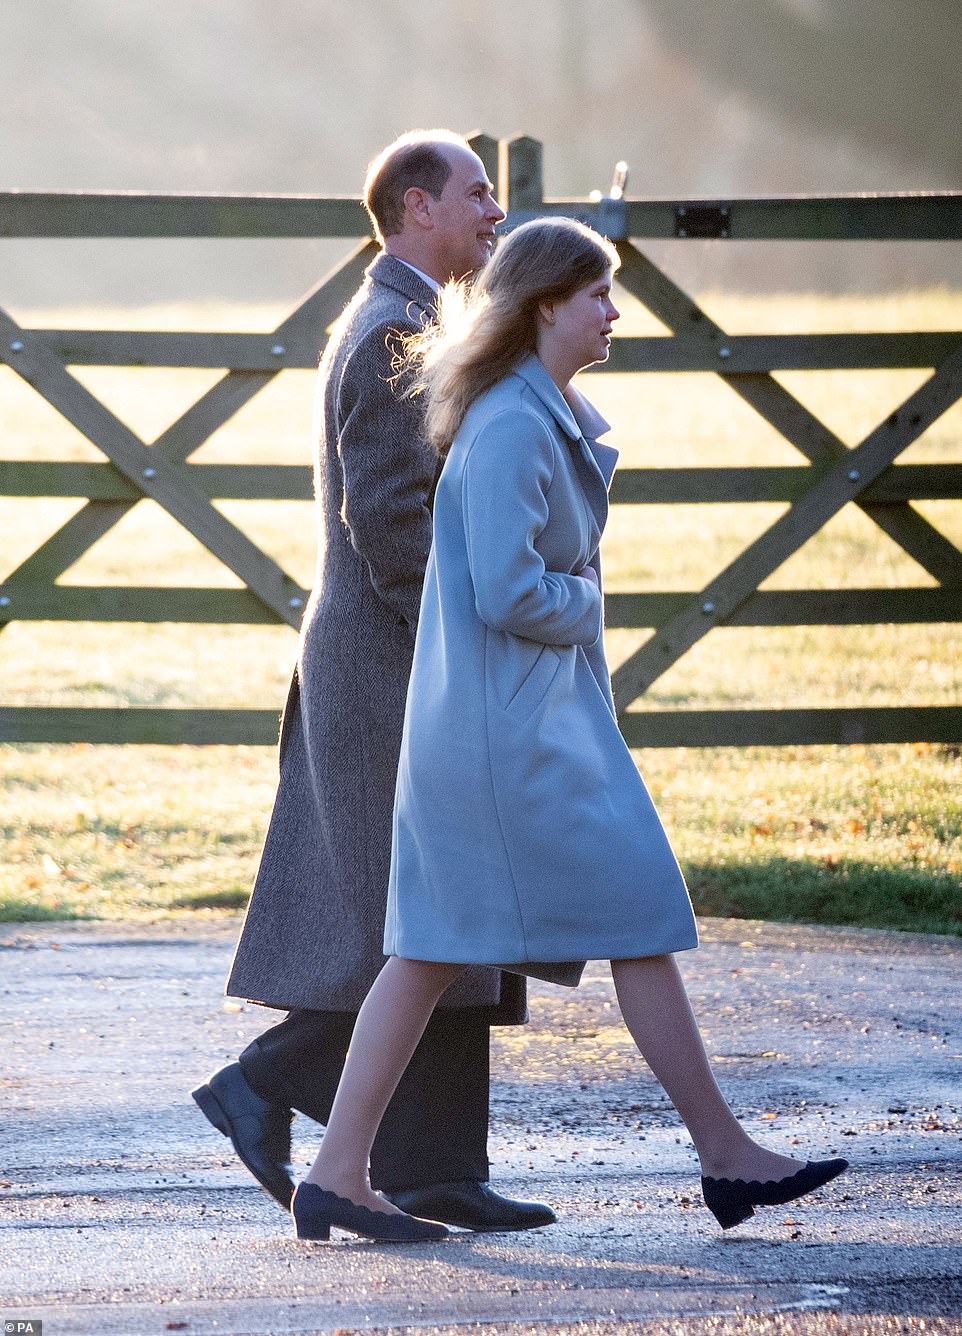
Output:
[{"left": 0, "top": 133, "right": 959, "bottom": 746}]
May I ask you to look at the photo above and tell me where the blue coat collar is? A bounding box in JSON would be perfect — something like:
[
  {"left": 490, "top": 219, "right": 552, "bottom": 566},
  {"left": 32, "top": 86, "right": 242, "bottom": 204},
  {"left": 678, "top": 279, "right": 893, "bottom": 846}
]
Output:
[
  {"left": 513, "top": 354, "right": 618, "bottom": 490},
  {"left": 514, "top": 354, "right": 587, "bottom": 440}
]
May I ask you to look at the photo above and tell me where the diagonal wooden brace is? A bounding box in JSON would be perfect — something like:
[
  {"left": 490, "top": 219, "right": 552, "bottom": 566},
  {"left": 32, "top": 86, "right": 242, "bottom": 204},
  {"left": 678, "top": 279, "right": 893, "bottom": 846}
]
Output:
[
  {"left": 0, "top": 304, "right": 305, "bottom": 626},
  {"left": 0, "top": 241, "right": 376, "bottom": 627},
  {"left": 153, "top": 240, "right": 376, "bottom": 464},
  {"left": 613, "top": 241, "right": 962, "bottom": 585},
  {"left": 611, "top": 342, "right": 962, "bottom": 712}
]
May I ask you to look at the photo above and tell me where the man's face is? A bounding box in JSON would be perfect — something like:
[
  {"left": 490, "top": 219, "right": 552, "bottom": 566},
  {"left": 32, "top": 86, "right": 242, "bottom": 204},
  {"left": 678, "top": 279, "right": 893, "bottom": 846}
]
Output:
[{"left": 429, "top": 145, "right": 506, "bottom": 280}]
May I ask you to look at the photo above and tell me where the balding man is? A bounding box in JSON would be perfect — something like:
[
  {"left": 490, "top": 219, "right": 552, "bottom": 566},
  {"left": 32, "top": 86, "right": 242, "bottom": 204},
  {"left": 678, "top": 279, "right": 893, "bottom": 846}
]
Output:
[{"left": 193, "top": 131, "right": 555, "bottom": 1233}]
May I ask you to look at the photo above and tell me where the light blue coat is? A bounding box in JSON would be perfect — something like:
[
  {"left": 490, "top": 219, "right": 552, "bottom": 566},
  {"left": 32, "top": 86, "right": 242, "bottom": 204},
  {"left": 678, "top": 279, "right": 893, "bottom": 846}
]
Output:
[{"left": 384, "top": 355, "right": 697, "bottom": 986}]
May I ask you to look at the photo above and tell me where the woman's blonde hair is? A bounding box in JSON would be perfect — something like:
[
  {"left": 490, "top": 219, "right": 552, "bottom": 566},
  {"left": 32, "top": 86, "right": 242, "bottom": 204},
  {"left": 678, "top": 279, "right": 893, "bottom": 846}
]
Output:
[{"left": 404, "top": 217, "right": 619, "bottom": 457}]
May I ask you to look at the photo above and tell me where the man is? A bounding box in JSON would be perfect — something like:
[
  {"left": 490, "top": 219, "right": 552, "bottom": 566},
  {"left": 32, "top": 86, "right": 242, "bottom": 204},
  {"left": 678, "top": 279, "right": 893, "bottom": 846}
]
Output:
[{"left": 192, "top": 130, "right": 555, "bottom": 1232}]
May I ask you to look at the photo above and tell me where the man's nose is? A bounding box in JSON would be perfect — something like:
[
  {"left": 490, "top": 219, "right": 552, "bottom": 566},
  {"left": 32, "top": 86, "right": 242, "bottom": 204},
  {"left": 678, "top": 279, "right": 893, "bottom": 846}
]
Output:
[
  {"left": 487, "top": 194, "right": 506, "bottom": 223},
  {"left": 608, "top": 301, "right": 621, "bottom": 322}
]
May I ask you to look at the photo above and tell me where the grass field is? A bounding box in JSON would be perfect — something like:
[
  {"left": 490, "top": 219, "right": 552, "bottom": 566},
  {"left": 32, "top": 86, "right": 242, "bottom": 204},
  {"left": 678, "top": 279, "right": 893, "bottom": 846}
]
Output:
[{"left": 1, "top": 288, "right": 960, "bottom": 932}]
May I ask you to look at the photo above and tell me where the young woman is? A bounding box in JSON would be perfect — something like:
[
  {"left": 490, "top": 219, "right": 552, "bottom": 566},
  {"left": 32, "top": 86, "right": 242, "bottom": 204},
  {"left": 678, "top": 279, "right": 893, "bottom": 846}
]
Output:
[{"left": 291, "top": 218, "right": 848, "bottom": 1244}]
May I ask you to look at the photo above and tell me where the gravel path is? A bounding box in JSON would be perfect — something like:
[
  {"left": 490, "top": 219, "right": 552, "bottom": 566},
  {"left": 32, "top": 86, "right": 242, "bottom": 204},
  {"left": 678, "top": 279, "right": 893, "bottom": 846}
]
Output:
[{"left": 1, "top": 916, "right": 960, "bottom": 1334}]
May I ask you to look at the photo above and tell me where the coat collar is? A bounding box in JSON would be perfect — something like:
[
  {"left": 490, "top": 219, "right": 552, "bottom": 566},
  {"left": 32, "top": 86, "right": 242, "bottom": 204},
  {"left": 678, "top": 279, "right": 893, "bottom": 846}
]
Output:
[
  {"left": 513, "top": 354, "right": 584, "bottom": 441},
  {"left": 513, "top": 354, "right": 618, "bottom": 489},
  {"left": 514, "top": 354, "right": 611, "bottom": 441},
  {"left": 365, "top": 252, "right": 438, "bottom": 320}
]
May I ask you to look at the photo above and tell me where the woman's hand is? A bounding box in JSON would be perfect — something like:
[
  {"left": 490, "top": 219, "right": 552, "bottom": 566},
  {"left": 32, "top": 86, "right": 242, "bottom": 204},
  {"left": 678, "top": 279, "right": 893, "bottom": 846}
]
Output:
[{"left": 576, "top": 564, "right": 599, "bottom": 586}]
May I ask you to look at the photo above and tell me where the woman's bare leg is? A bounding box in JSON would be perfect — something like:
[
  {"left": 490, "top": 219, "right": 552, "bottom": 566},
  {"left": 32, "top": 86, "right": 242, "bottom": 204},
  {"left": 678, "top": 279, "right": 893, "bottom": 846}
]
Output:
[
  {"left": 303, "top": 956, "right": 465, "bottom": 1212},
  {"left": 610, "top": 954, "right": 807, "bottom": 1181}
]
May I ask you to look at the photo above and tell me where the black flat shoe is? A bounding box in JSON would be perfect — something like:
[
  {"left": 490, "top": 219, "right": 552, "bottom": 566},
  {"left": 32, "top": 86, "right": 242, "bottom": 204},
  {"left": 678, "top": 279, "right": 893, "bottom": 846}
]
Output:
[
  {"left": 702, "top": 1157, "right": 849, "bottom": 1230},
  {"left": 191, "top": 1062, "right": 295, "bottom": 1210},
  {"left": 385, "top": 1180, "right": 556, "bottom": 1232},
  {"left": 291, "top": 1182, "right": 451, "bottom": 1243}
]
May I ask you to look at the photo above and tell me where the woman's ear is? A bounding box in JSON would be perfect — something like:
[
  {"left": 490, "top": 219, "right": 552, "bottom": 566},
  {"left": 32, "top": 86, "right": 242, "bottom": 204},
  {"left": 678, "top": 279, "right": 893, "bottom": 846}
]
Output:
[{"left": 538, "top": 300, "right": 556, "bottom": 326}]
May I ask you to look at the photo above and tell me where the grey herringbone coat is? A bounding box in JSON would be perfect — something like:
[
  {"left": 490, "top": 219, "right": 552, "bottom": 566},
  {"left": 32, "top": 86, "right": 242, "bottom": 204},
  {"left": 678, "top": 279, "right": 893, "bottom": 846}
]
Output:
[{"left": 226, "top": 254, "right": 525, "bottom": 1021}]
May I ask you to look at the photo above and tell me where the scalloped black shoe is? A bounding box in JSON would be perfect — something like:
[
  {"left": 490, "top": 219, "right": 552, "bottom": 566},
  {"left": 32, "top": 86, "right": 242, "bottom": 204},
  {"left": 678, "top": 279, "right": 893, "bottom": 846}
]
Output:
[
  {"left": 701, "top": 1157, "right": 849, "bottom": 1230},
  {"left": 291, "top": 1182, "right": 451, "bottom": 1243}
]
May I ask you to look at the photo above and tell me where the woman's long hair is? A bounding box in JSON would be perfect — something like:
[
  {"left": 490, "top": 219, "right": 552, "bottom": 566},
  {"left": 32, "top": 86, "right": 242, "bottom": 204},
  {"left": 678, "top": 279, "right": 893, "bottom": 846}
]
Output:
[{"left": 404, "top": 217, "right": 619, "bottom": 457}]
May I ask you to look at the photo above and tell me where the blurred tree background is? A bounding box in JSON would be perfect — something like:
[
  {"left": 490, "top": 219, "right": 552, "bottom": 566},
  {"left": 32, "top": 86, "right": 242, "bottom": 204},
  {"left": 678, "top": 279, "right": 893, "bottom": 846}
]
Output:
[{"left": 2, "top": 0, "right": 960, "bottom": 303}]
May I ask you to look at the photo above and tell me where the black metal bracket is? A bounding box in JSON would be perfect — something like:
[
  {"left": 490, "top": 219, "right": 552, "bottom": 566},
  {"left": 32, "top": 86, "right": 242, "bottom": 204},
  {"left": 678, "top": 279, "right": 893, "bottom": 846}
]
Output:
[{"left": 675, "top": 204, "right": 732, "bottom": 239}]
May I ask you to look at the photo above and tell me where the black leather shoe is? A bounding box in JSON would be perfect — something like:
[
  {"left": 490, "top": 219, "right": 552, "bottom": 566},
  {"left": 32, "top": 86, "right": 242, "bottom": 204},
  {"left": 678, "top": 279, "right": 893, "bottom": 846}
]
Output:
[
  {"left": 384, "top": 1180, "right": 556, "bottom": 1232},
  {"left": 192, "top": 1062, "right": 295, "bottom": 1209},
  {"left": 292, "top": 1182, "right": 450, "bottom": 1243},
  {"left": 701, "top": 1157, "right": 849, "bottom": 1230}
]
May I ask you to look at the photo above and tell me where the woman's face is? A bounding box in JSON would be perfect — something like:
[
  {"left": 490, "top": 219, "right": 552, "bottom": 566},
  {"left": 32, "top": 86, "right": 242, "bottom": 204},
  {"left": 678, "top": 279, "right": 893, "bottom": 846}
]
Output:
[{"left": 549, "top": 270, "right": 620, "bottom": 372}]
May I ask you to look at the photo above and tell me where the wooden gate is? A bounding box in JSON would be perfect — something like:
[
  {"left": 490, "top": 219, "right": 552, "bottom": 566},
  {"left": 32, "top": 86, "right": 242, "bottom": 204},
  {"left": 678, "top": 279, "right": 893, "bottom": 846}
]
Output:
[{"left": 1, "top": 134, "right": 960, "bottom": 746}]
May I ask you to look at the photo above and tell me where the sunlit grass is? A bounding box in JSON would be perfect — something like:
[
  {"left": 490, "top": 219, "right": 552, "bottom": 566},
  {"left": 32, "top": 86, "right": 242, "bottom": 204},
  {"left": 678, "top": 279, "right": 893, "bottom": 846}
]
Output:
[
  {"left": 1, "top": 291, "right": 960, "bottom": 931},
  {"left": 1, "top": 740, "right": 957, "bottom": 932},
  {"left": 0, "top": 744, "right": 275, "bottom": 921},
  {"left": 641, "top": 741, "right": 961, "bottom": 936}
]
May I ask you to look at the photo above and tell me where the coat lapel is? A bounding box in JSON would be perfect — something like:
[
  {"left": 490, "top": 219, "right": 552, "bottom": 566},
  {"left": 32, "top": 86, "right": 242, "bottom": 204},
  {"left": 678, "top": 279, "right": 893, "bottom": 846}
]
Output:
[
  {"left": 513, "top": 355, "right": 619, "bottom": 533},
  {"left": 566, "top": 385, "right": 619, "bottom": 491}
]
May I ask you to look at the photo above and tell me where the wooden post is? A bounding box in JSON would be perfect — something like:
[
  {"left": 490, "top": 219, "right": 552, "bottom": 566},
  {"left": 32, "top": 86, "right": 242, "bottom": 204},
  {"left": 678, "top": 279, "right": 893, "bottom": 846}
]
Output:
[
  {"left": 500, "top": 135, "right": 544, "bottom": 213},
  {"left": 466, "top": 132, "right": 499, "bottom": 197}
]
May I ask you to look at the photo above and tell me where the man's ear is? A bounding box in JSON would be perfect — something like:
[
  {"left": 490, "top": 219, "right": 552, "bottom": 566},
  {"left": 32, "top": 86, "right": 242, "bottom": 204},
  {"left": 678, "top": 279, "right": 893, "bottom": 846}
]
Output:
[{"left": 403, "top": 186, "right": 434, "bottom": 230}]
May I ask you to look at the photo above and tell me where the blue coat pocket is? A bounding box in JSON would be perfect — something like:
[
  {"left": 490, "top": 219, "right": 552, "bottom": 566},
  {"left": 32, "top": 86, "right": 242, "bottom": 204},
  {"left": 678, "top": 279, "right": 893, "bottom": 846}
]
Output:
[{"left": 504, "top": 644, "right": 563, "bottom": 719}]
